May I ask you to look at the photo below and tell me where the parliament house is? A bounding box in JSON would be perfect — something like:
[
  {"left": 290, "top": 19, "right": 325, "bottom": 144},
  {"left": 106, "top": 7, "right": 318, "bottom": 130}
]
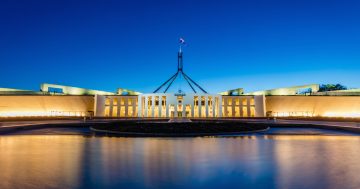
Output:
[{"left": 1, "top": 48, "right": 360, "bottom": 119}]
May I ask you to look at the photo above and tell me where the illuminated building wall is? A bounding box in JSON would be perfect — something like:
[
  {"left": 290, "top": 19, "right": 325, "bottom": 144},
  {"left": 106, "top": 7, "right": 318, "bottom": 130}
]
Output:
[
  {"left": 94, "top": 95, "right": 138, "bottom": 117},
  {"left": 221, "top": 95, "right": 265, "bottom": 117},
  {"left": 1, "top": 88, "right": 360, "bottom": 118},
  {"left": 137, "top": 93, "right": 222, "bottom": 118},
  {"left": 0, "top": 95, "right": 94, "bottom": 117},
  {"left": 94, "top": 93, "right": 265, "bottom": 118},
  {"left": 266, "top": 96, "right": 360, "bottom": 117}
]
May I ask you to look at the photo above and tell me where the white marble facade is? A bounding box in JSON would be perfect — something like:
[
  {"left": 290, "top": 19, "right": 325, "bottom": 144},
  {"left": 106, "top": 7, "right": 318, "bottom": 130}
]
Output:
[
  {"left": 137, "top": 93, "right": 222, "bottom": 118},
  {"left": 94, "top": 93, "right": 266, "bottom": 118}
]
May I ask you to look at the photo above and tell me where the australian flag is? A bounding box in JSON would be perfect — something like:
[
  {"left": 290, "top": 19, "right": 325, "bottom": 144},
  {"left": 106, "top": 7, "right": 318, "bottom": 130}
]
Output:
[{"left": 179, "top": 37, "right": 186, "bottom": 44}]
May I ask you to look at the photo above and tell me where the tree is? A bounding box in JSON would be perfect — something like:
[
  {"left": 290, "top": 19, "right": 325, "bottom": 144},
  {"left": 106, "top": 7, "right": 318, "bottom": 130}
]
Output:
[{"left": 318, "top": 84, "right": 347, "bottom": 92}]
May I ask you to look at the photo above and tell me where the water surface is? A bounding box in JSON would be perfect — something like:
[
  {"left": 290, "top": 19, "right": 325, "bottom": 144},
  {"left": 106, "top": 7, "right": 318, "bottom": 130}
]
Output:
[{"left": 1, "top": 128, "right": 360, "bottom": 189}]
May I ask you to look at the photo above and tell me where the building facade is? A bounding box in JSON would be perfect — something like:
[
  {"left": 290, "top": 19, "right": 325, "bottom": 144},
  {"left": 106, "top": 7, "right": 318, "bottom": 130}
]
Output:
[
  {"left": 0, "top": 50, "right": 359, "bottom": 118},
  {"left": 1, "top": 84, "right": 360, "bottom": 118},
  {"left": 89, "top": 92, "right": 267, "bottom": 118}
]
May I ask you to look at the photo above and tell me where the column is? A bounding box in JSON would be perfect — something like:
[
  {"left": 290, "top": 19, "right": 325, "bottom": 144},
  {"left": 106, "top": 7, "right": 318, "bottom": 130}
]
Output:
[
  {"left": 232, "top": 98, "right": 235, "bottom": 117},
  {"left": 109, "top": 97, "right": 113, "bottom": 117},
  {"left": 211, "top": 96, "right": 215, "bottom": 117},
  {"left": 198, "top": 96, "right": 201, "bottom": 117},
  {"left": 205, "top": 96, "right": 209, "bottom": 118},
  {"left": 224, "top": 97, "right": 228, "bottom": 117},
  {"left": 158, "top": 96, "right": 162, "bottom": 118},
  {"left": 182, "top": 103, "right": 186, "bottom": 118},
  {"left": 166, "top": 95, "right": 169, "bottom": 117},
  {"left": 137, "top": 96, "right": 141, "bottom": 117},
  {"left": 174, "top": 102, "right": 178, "bottom": 117},
  {"left": 125, "top": 98, "right": 129, "bottom": 118},
  {"left": 133, "top": 97, "right": 136, "bottom": 117},
  {"left": 254, "top": 95, "right": 266, "bottom": 117},
  {"left": 94, "top": 94, "right": 105, "bottom": 117},
  {"left": 218, "top": 96, "right": 223, "bottom": 118},
  {"left": 240, "top": 97, "right": 244, "bottom": 117},
  {"left": 247, "top": 98, "right": 251, "bottom": 117},
  {"left": 151, "top": 95, "right": 155, "bottom": 117},
  {"left": 144, "top": 95, "right": 148, "bottom": 117},
  {"left": 117, "top": 97, "right": 121, "bottom": 117},
  {"left": 191, "top": 96, "right": 195, "bottom": 118}
]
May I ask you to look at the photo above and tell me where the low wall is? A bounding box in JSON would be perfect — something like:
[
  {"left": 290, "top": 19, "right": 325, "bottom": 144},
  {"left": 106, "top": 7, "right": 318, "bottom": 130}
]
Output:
[
  {"left": 266, "top": 96, "right": 360, "bottom": 117},
  {"left": 0, "top": 95, "right": 94, "bottom": 117}
]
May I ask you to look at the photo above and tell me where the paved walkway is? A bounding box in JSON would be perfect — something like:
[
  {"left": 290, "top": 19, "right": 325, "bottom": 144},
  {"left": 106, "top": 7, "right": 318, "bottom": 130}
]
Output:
[
  {"left": 248, "top": 119, "right": 359, "bottom": 127},
  {"left": 0, "top": 119, "right": 113, "bottom": 128}
]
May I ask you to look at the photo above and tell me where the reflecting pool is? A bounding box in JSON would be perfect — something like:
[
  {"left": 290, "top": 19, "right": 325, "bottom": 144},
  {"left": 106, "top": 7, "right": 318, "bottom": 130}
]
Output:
[{"left": 1, "top": 128, "right": 360, "bottom": 189}]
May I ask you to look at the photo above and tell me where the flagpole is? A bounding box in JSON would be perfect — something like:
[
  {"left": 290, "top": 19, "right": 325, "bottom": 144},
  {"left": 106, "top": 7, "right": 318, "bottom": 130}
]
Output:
[{"left": 153, "top": 37, "right": 208, "bottom": 93}]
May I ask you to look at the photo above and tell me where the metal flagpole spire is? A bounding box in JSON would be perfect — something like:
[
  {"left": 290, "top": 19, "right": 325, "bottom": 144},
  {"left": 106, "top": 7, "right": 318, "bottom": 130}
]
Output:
[{"left": 153, "top": 38, "right": 208, "bottom": 94}]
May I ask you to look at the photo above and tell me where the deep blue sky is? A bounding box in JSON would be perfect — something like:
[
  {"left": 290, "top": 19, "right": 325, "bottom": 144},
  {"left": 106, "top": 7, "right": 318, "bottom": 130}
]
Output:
[{"left": 1, "top": 0, "right": 359, "bottom": 93}]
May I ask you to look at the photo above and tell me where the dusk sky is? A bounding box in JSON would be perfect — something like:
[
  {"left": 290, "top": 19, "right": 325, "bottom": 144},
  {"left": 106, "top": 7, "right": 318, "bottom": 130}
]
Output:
[{"left": 1, "top": 0, "right": 359, "bottom": 93}]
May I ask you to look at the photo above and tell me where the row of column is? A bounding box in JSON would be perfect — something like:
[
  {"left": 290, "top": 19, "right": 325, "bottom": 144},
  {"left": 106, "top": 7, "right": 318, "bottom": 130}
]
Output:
[
  {"left": 95, "top": 95, "right": 265, "bottom": 117},
  {"left": 138, "top": 95, "right": 222, "bottom": 118},
  {"left": 222, "top": 97, "right": 254, "bottom": 117},
  {"left": 141, "top": 96, "right": 167, "bottom": 117},
  {"left": 95, "top": 95, "right": 265, "bottom": 118},
  {"left": 108, "top": 97, "right": 137, "bottom": 117}
]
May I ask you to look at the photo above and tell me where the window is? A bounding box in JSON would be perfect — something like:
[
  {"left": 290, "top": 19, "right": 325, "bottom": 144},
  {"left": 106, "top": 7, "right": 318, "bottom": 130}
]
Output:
[
  {"left": 227, "top": 107, "right": 232, "bottom": 117},
  {"left": 250, "top": 106, "right": 255, "bottom": 117},
  {"left": 235, "top": 98, "right": 240, "bottom": 105},
  {"left": 235, "top": 107, "right": 240, "bottom": 117},
  {"left": 105, "top": 98, "right": 110, "bottom": 105},
  {"left": 228, "top": 98, "right": 232, "bottom": 105},
  {"left": 113, "top": 98, "right": 118, "bottom": 106},
  {"left": 104, "top": 106, "right": 110, "bottom": 117},
  {"left": 112, "top": 107, "right": 118, "bottom": 117},
  {"left": 242, "top": 107, "right": 248, "bottom": 117},
  {"left": 48, "top": 87, "right": 63, "bottom": 94},
  {"left": 242, "top": 99, "right": 247, "bottom": 106},
  {"left": 128, "top": 107, "right": 133, "bottom": 117},
  {"left": 120, "top": 106, "right": 126, "bottom": 117}
]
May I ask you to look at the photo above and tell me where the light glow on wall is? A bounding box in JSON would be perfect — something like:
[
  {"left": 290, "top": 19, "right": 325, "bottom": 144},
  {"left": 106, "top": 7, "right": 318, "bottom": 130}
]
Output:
[
  {"left": 272, "top": 111, "right": 360, "bottom": 118},
  {"left": 272, "top": 111, "right": 314, "bottom": 117},
  {"left": 0, "top": 111, "right": 87, "bottom": 117},
  {"left": 323, "top": 112, "right": 360, "bottom": 118}
]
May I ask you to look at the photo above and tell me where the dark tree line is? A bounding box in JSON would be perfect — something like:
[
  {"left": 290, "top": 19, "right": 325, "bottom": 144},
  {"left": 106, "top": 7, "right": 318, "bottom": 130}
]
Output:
[{"left": 318, "top": 84, "right": 347, "bottom": 92}]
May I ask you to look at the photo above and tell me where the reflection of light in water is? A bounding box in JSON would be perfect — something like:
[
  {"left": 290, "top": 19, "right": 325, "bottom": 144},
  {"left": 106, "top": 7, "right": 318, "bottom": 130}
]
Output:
[
  {"left": 266, "top": 135, "right": 360, "bottom": 141},
  {"left": 0, "top": 136, "right": 83, "bottom": 188},
  {"left": 274, "top": 136, "right": 360, "bottom": 189},
  {"left": 0, "top": 134, "right": 360, "bottom": 189}
]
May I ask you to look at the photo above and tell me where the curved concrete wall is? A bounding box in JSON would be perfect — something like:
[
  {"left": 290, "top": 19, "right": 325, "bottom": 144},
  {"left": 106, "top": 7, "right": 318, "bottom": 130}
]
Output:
[
  {"left": 0, "top": 95, "right": 94, "bottom": 117},
  {"left": 266, "top": 96, "right": 360, "bottom": 117},
  {"left": 1, "top": 95, "right": 359, "bottom": 118}
]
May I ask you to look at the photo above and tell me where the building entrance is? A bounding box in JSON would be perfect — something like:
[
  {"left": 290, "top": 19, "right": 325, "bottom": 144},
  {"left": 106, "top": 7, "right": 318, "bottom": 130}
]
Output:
[{"left": 177, "top": 112, "right": 183, "bottom": 117}]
